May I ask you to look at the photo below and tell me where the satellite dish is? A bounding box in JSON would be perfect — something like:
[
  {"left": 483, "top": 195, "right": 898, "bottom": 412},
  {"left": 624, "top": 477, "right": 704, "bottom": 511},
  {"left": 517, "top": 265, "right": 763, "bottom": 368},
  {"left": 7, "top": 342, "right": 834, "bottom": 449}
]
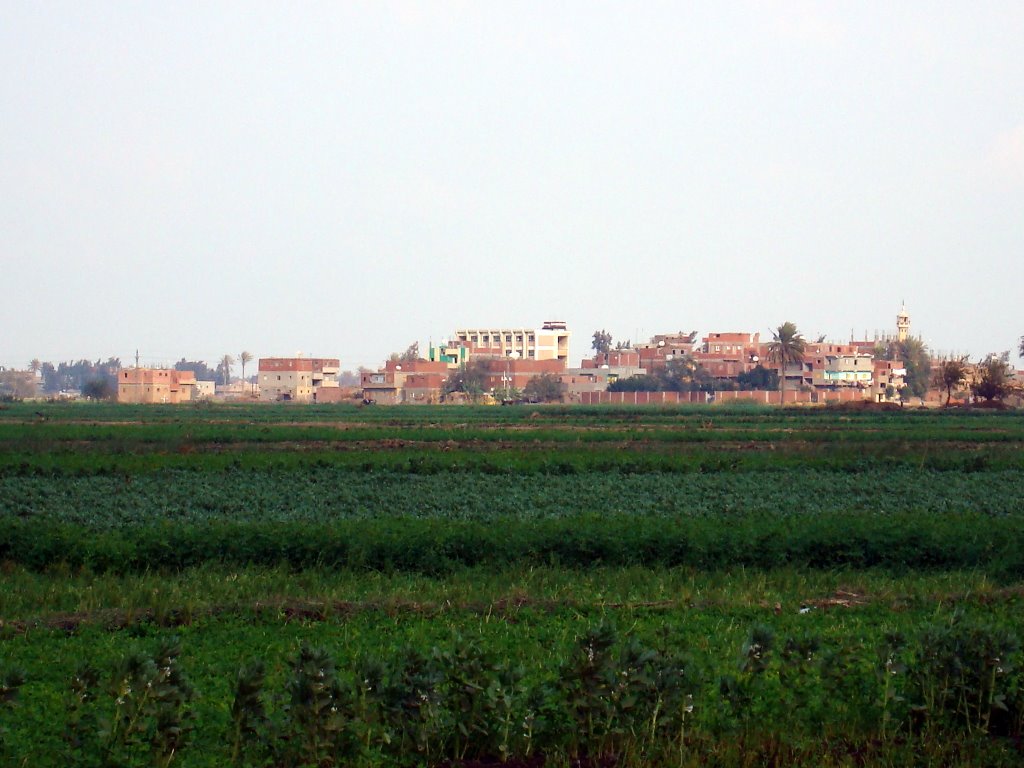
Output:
[{"left": 658, "top": 341, "right": 665, "bottom": 347}]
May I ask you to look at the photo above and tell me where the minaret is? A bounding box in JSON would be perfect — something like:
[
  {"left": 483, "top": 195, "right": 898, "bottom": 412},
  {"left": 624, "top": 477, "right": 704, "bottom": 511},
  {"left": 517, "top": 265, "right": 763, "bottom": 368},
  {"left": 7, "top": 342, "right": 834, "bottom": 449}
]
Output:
[{"left": 896, "top": 302, "right": 910, "bottom": 343}]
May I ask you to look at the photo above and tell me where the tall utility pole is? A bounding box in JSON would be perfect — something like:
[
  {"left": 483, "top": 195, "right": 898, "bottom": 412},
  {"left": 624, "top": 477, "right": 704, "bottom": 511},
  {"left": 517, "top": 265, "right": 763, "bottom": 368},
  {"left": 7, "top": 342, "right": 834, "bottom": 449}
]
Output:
[{"left": 135, "top": 349, "right": 140, "bottom": 369}]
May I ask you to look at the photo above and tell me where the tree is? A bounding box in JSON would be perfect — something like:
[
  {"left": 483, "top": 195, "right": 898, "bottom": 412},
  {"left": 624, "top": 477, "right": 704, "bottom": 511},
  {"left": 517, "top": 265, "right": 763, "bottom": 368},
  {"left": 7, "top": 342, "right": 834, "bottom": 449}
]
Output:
[
  {"left": 876, "top": 338, "right": 931, "bottom": 399},
  {"left": 607, "top": 356, "right": 713, "bottom": 393},
  {"left": 35, "top": 358, "right": 121, "bottom": 395},
  {"left": 932, "top": 357, "right": 969, "bottom": 406},
  {"left": 442, "top": 360, "right": 488, "bottom": 403},
  {"left": 82, "top": 377, "right": 115, "bottom": 400},
  {"left": 218, "top": 355, "right": 235, "bottom": 386},
  {"left": 614, "top": 339, "right": 632, "bottom": 351},
  {"left": 390, "top": 342, "right": 420, "bottom": 363},
  {"left": 28, "top": 359, "right": 41, "bottom": 378},
  {"left": 523, "top": 372, "right": 563, "bottom": 403},
  {"left": 737, "top": 365, "right": 780, "bottom": 391},
  {"left": 895, "top": 338, "right": 931, "bottom": 399},
  {"left": 592, "top": 330, "right": 613, "bottom": 356},
  {"left": 175, "top": 359, "right": 217, "bottom": 381},
  {"left": 1019, "top": 335, "right": 1024, "bottom": 360},
  {"left": 765, "top": 322, "right": 806, "bottom": 403},
  {"left": 0, "top": 370, "right": 36, "bottom": 400},
  {"left": 239, "top": 351, "right": 254, "bottom": 393},
  {"left": 40, "top": 362, "right": 59, "bottom": 393},
  {"left": 971, "top": 353, "right": 1012, "bottom": 402},
  {"left": 608, "top": 374, "right": 661, "bottom": 392},
  {"left": 658, "top": 356, "right": 713, "bottom": 392}
]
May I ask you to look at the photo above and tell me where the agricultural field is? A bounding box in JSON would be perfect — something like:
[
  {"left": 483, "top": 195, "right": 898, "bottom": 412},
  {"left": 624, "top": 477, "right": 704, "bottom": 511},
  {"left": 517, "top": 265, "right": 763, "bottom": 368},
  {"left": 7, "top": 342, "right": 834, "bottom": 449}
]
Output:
[{"left": 1, "top": 401, "right": 1024, "bottom": 766}]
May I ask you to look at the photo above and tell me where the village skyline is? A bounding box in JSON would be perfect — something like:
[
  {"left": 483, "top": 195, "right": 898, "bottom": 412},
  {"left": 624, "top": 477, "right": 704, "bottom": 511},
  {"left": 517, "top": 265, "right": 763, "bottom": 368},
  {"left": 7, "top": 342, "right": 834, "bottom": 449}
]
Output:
[{"left": 2, "top": 301, "right": 1011, "bottom": 377}]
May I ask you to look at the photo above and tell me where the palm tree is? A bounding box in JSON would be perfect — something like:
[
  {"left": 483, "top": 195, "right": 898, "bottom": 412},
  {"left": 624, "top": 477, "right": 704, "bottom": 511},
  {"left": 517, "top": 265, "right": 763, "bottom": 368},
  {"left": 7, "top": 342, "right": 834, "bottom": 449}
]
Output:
[
  {"left": 239, "top": 351, "right": 254, "bottom": 395},
  {"left": 766, "top": 322, "right": 806, "bottom": 404},
  {"left": 28, "top": 359, "right": 41, "bottom": 378},
  {"left": 219, "top": 354, "right": 236, "bottom": 387}
]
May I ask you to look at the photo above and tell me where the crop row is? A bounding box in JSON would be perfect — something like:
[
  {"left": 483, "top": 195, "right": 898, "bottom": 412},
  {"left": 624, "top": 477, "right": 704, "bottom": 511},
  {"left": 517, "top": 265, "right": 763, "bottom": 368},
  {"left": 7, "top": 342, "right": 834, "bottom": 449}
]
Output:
[
  {"left": 3, "top": 467, "right": 1022, "bottom": 527},
  {"left": 4, "top": 400, "right": 1023, "bottom": 428},
  {"left": 3, "top": 616, "right": 1023, "bottom": 766},
  {"left": 3, "top": 511, "right": 1023, "bottom": 576},
  {"left": 5, "top": 441, "right": 1024, "bottom": 477},
  {"left": 4, "top": 419, "right": 1024, "bottom": 448}
]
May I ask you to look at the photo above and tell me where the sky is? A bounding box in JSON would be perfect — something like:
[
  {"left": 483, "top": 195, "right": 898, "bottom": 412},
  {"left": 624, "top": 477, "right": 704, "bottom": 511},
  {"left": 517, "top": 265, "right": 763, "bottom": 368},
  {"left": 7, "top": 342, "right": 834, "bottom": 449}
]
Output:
[{"left": 2, "top": 1, "right": 1023, "bottom": 372}]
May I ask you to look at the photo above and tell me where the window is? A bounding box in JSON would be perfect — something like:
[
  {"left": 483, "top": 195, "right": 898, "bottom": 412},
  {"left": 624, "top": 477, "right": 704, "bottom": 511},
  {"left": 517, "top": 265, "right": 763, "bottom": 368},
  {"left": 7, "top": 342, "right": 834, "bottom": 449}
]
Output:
[
  {"left": 471, "top": 335, "right": 478, "bottom": 343},
  {"left": 505, "top": 335, "right": 512, "bottom": 343}
]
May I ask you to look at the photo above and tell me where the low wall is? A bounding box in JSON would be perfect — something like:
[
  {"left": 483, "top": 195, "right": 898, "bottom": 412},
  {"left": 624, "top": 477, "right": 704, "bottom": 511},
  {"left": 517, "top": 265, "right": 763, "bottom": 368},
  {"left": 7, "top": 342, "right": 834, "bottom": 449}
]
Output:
[{"left": 580, "top": 389, "right": 868, "bottom": 406}]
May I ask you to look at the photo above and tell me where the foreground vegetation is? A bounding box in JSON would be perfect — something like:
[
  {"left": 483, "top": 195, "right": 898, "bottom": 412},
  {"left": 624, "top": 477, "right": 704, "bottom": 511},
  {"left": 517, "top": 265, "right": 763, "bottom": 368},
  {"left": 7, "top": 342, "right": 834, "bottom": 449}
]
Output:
[{"left": 1, "top": 402, "right": 1023, "bottom": 765}]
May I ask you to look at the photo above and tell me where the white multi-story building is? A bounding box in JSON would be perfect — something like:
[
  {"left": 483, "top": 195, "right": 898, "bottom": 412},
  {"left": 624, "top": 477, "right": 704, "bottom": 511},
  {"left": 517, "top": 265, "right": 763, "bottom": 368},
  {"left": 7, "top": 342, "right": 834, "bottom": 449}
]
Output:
[{"left": 453, "top": 321, "right": 570, "bottom": 362}]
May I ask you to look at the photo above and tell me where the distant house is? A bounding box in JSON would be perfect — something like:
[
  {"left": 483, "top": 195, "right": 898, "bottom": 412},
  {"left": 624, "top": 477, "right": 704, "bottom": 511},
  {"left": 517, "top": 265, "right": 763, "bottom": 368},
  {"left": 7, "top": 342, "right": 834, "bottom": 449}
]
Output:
[
  {"left": 258, "top": 358, "right": 340, "bottom": 403},
  {"left": 694, "top": 332, "right": 762, "bottom": 382},
  {"left": 118, "top": 368, "right": 196, "bottom": 404},
  {"left": 361, "top": 360, "right": 451, "bottom": 405},
  {"left": 194, "top": 380, "right": 216, "bottom": 400},
  {"left": 636, "top": 331, "right": 699, "bottom": 371}
]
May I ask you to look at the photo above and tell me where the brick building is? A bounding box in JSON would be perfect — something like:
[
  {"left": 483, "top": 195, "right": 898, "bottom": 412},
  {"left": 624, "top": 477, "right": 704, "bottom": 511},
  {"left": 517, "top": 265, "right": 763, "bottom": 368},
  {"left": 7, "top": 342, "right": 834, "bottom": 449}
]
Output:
[
  {"left": 361, "top": 360, "right": 451, "bottom": 405},
  {"left": 634, "top": 331, "right": 698, "bottom": 371},
  {"left": 118, "top": 368, "right": 196, "bottom": 404},
  {"left": 258, "top": 358, "right": 340, "bottom": 403},
  {"left": 694, "top": 332, "right": 763, "bottom": 382}
]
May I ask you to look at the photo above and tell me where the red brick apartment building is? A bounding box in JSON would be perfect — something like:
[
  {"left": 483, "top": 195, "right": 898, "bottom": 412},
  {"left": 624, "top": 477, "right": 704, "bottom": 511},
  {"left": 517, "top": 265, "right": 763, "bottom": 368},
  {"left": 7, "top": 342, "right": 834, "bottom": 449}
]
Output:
[{"left": 694, "top": 332, "right": 763, "bottom": 381}]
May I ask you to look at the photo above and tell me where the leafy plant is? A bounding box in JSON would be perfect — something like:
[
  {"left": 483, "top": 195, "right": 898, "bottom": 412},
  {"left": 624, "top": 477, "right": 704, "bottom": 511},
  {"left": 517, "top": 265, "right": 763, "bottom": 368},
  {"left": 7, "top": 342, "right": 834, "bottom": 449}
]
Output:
[
  {"left": 911, "top": 618, "right": 1019, "bottom": 736},
  {"left": 228, "top": 660, "right": 269, "bottom": 765},
  {"left": 64, "top": 639, "right": 193, "bottom": 768},
  {"left": 0, "top": 666, "right": 26, "bottom": 758},
  {"left": 281, "top": 644, "right": 350, "bottom": 766}
]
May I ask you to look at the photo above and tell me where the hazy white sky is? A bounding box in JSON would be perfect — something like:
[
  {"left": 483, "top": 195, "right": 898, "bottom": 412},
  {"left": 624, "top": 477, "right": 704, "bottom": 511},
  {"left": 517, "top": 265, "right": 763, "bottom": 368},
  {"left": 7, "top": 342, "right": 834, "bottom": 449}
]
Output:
[{"left": 3, "top": 1, "right": 1023, "bottom": 371}]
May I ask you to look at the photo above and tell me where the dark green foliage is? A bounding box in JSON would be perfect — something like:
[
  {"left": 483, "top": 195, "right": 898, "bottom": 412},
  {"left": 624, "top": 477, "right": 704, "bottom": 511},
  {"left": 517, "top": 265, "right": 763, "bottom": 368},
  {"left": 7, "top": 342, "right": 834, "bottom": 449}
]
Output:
[
  {"left": 6, "top": 620, "right": 1022, "bottom": 766},
  {"left": 3, "top": 508, "right": 1024, "bottom": 576},
  {"left": 82, "top": 377, "right": 115, "bottom": 400},
  {"left": 736, "top": 364, "right": 779, "bottom": 390},
  {"left": 0, "top": 666, "right": 26, "bottom": 758},
  {"left": 522, "top": 372, "right": 563, "bottom": 403},
  {"left": 281, "top": 645, "right": 350, "bottom": 766},
  {"left": 64, "top": 639, "right": 193, "bottom": 767},
  {"left": 228, "top": 661, "right": 268, "bottom": 765},
  {"left": 972, "top": 353, "right": 1014, "bottom": 402},
  {"left": 910, "top": 618, "right": 1020, "bottom": 736}
]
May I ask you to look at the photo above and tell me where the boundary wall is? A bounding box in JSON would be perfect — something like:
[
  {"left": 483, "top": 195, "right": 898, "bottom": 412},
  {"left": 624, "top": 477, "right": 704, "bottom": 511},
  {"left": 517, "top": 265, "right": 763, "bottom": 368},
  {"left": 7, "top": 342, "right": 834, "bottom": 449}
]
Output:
[{"left": 580, "top": 389, "right": 866, "bottom": 406}]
